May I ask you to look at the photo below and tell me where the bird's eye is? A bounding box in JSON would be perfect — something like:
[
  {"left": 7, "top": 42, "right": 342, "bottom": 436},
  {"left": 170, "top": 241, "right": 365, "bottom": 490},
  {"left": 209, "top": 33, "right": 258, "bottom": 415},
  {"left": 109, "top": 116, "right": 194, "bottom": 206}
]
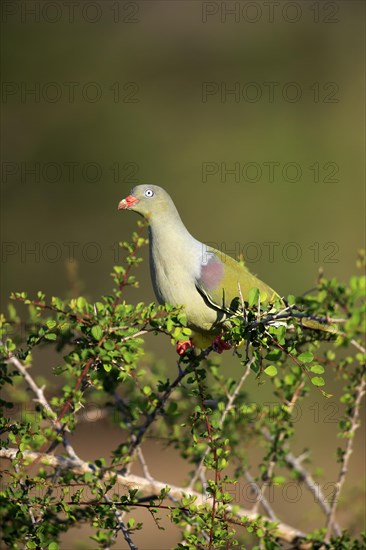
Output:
[{"left": 144, "top": 189, "right": 154, "bottom": 198}]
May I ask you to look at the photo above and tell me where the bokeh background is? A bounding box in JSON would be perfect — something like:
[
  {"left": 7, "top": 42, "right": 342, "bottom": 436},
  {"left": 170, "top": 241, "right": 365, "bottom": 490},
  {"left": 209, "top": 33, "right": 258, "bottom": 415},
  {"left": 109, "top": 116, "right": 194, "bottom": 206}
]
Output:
[{"left": 1, "top": 1, "right": 365, "bottom": 548}]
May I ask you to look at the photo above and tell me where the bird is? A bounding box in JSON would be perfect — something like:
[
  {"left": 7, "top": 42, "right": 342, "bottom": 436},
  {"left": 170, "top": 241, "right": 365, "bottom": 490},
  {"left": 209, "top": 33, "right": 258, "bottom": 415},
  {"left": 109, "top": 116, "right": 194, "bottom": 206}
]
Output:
[{"left": 118, "top": 185, "right": 332, "bottom": 353}]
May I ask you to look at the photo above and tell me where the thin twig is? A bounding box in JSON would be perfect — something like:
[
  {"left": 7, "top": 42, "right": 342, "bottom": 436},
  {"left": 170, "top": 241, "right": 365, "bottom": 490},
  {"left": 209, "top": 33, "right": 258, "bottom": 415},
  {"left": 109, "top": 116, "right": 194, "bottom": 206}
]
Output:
[
  {"left": 5, "top": 347, "right": 82, "bottom": 462},
  {"left": 189, "top": 356, "right": 255, "bottom": 489},
  {"left": 0, "top": 448, "right": 307, "bottom": 547},
  {"left": 261, "top": 428, "right": 341, "bottom": 535},
  {"left": 252, "top": 378, "right": 305, "bottom": 514},
  {"left": 104, "top": 494, "right": 139, "bottom": 550},
  {"left": 135, "top": 447, "right": 153, "bottom": 481},
  {"left": 244, "top": 470, "right": 278, "bottom": 521},
  {"left": 324, "top": 374, "right": 366, "bottom": 541},
  {"left": 350, "top": 339, "right": 366, "bottom": 354},
  {"left": 127, "top": 348, "right": 211, "bottom": 457},
  {"left": 6, "top": 351, "right": 59, "bottom": 425},
  {"left": 5, "top": 346, "right": 145, "bottom": 547}
]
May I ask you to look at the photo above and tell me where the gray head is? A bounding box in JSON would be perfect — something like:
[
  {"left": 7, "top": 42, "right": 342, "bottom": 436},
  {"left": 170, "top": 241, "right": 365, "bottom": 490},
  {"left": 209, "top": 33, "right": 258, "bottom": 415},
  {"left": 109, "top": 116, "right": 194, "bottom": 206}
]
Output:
[{"left": 118, "top": 184, "right": 179, "bottom": 221}]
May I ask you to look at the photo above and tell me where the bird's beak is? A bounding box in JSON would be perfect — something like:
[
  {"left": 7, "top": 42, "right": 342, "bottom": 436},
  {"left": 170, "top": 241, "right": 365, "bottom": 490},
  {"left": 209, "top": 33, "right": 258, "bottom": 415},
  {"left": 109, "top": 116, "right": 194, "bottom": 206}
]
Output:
[{"left": 118, "top": 195, "right": 140, "bottom": 210}]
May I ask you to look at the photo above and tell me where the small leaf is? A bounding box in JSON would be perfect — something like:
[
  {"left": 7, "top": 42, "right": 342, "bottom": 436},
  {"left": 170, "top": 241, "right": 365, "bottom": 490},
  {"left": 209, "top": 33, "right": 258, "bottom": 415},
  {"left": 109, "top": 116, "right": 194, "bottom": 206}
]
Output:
[
  {"left": 312, "top": 376, "right": 325, "bottom": 387},
  {"left": 298, "top": 351, "right": 314, "bottom": 363},
  {"left": 103, "top": 340, "right": 115, "bottom": 351},
  {"left": 265, "top": 349, "right": 282, "bottom": 361},
  {"left": 248, "top": 287, "right": 260, "bottom": 307},
  {"left": 284, "top": 374, "right": 295, "bottom": 385},
  {"left": 264, "top": 365, "right": 277, "bottom": 377},
  {"left": 310, "top": 364, "right": 325, "bottom": 374},
  {"left": 91, "top": 326, "right": 103, "bottom": 341},
  {"left": 77, "top": 296, "right": 87, "bottom": 309},
  {"left": 44, "top": 333, "right": 56, "bottom": 341}
]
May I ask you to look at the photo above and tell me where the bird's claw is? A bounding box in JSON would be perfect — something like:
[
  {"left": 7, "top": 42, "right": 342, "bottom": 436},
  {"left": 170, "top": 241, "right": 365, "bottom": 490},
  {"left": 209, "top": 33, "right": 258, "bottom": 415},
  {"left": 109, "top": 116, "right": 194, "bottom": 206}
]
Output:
[
  {"left": 176, "top": 339, "right": 194, "bottom": 356},
  {"left": 212, "top": 335, "right": 232, "bottom": 354}
]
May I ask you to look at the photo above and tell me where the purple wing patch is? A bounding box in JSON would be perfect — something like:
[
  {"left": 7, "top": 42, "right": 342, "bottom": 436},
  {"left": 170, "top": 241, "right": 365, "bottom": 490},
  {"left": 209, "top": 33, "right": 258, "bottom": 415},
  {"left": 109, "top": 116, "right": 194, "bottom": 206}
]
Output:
[{"left": 199, "top": 256, "right": 224, "bottom": 291}]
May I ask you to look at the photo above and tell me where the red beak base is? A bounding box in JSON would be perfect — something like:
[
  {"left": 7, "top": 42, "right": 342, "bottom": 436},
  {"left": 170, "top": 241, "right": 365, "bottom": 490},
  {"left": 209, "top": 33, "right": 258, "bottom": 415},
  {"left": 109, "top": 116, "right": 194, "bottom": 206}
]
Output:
[{"left": 118, "top": 195, "right": 140, "bottom": 210}]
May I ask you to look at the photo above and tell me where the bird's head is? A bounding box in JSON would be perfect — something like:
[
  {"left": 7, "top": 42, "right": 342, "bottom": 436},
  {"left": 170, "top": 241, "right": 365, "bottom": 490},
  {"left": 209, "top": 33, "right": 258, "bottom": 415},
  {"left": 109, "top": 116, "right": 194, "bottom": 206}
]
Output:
[{"left": 118, "top": 185, "right": 176, "bottom": 220}]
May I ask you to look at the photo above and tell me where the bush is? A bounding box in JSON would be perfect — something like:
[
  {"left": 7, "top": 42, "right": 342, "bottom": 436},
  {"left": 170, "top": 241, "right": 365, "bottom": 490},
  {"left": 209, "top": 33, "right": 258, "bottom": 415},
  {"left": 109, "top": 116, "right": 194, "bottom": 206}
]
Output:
[{"left": 1, "top": 224, "right": 365, "bottom": 549}]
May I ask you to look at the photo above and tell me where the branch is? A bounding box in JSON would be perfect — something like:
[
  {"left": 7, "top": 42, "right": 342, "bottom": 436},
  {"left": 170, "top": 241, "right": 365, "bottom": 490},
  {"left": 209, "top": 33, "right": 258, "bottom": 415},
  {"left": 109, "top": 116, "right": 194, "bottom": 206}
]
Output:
[
  {"left": 324, "top": 373, "right": 366, "bottom": 541},
  {"left": 127, "top": 348, "right": 211, "bottom": 456},
  {"left": 189, "top": 357, "right": 253, "bottom": 487},
  {"left": 6, "top": 351, "right": 58, "bottom": 426},
  {"left": 4, "top": 346, "right": 139, "bottom": 547},
  {"left": 1, "top": 448, "right": 308, "bottom": 547},
  {"left": 350, "top": 338, "right": 366, "bottom": 354},
  {"left": 188, "top": 356, "right": 279, "bottom": 523},
  {"left": 104, "top": 493, "right": 138, "bottom": 550},
  {"left": 252, "top": 378, "right": 305, "bottom": 515},
  {"left": 261, "top": 427, "right": 341, "bottom": 536},
  {"left": 5, "top": 347, "right": 81, "bottom": 462}
]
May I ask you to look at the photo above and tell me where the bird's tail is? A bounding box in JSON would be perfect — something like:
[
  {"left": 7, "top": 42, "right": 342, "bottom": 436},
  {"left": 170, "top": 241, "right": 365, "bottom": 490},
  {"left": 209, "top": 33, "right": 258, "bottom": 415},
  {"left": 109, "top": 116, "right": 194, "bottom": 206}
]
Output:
[{"left": 301, "top": 318, "right": 339, "bottom": 334}]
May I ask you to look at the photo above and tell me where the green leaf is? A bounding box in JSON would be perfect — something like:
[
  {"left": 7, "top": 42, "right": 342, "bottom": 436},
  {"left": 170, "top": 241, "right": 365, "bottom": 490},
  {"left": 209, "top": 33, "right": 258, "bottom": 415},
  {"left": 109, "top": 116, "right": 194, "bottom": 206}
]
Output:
[
  {"left": 284, "top": 373, "right": 295, "bottom": 385},
  {"left": 103, "top": 340, "right": 115, "bottom": 351},
  {"left": 310, "top": 364, "right": 325, "bottom": 374},
  {"left": 298, "top": 351, "right": 314, "bottom": 363},
  {"left": 312, "top": 376, "right": 325, "bottom": 387},
  {"left": 46, "top": 319, "right": 57, "bottom": 329},
  {"left": 77, "top": 296, "right": 87, "bottom": 309},
  {"left": 265, "top": 349, "right": 282, "bottom": 361},
  {"left": 91, "top": 326, "right": 103, "bottom": 341},
  {"left": 264, "top": 365, "right": 277, "bottom": 377},
  {"left": 44, "top": 333, "right": 56, "bottom": 341},
  {"left": 248, "top": 287, "right": 260, "bottom": 307}
]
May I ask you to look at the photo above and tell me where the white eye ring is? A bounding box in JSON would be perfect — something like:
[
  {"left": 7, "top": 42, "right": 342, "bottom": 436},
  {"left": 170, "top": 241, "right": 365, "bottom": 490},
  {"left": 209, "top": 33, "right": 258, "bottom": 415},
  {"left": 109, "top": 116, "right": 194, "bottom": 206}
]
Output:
[{"left": 144, "top": 189, "right": 154, "bottom": 198}]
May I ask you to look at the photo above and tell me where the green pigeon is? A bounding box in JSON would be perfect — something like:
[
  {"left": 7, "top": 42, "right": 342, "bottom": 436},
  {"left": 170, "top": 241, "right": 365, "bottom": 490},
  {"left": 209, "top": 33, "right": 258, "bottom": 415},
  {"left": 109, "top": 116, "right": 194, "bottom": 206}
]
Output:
[
  {"left": 118, "top": 185, "right": 330, "bottom": 353},
  {"left": 117, "top": 184, "right": 279, "bottom": 351}
]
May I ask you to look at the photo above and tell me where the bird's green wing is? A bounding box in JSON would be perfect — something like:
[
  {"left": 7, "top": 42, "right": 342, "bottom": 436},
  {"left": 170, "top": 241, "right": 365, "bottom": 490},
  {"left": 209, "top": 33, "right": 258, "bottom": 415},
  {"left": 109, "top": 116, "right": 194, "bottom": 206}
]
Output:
[
  {"left": 196, "top": 249, "right": 337, "bottom": 334},
  {"left": 195, "top": 247, "right": 279, "bottom": 316}
]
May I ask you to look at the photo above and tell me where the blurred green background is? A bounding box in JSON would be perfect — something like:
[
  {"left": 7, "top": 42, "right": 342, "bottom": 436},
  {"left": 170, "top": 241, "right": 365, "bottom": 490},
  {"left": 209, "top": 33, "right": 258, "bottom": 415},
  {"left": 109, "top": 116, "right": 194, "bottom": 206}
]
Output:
[{"left": 1, "top": 1, "right": 365, "bottom": 548}]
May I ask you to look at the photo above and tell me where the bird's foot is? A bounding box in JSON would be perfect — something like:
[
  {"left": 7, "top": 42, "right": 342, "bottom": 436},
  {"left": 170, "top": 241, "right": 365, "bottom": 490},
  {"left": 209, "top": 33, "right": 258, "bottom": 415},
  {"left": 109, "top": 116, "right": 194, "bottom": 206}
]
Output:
[
  {"left": 176, "top": 339, "right": 194, "bottom": 356},
  {"left": 212, "top": 335, "right": 232, "bottom": 354}
]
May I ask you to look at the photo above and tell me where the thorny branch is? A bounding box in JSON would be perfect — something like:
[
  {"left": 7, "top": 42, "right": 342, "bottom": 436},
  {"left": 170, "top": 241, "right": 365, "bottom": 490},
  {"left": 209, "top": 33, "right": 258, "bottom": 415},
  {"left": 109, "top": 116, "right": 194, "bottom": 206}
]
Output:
[
  {"left": 325, "top": 373, "right": 366, "bottom": 541},
  {"left": 261, "top": 428, "right": 341, "bottom": 536},
  {"left": 2, "top": 278, "right": 364, "bottom": 547},
  {"left": 127, "top": 347, "right": 211, "bottom": 457},
  {"left": 3, "top": 349, "right": 140, "bottom": 550},
  {"left": 0, "top": 448, "right": 308, "bottom": 547}
]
